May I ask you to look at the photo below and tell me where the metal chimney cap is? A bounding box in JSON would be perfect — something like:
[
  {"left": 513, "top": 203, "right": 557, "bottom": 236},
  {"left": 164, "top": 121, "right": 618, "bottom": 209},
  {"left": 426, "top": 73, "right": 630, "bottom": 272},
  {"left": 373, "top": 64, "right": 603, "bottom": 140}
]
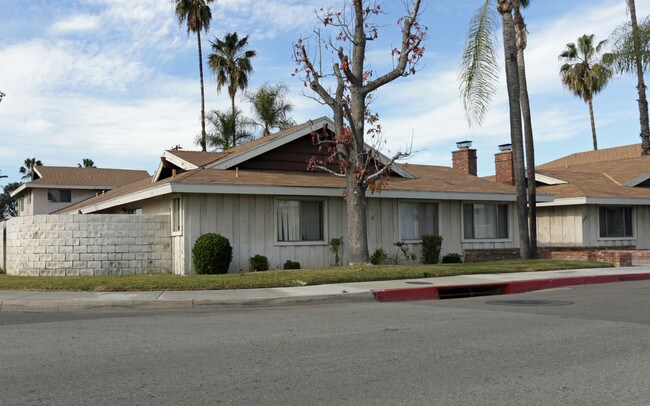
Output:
[
  {"left": 456, "top": 140, "right": 473, "bottom": 149},
  {"left": 498, "top": 143, "right": 512, "bottom": 151}
]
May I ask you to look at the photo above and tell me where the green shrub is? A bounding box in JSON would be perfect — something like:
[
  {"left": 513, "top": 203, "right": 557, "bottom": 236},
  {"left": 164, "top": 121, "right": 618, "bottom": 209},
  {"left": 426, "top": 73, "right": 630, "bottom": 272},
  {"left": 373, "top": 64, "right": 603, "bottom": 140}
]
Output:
[
  {"left": 442, "top": 253, "right": 463, "bottom": 264},
  {"left": 249, "top": 255, "right": 270, "bottom": 272},
  {"left": 192, "top": 233, "right": 233, "bottom": 274},
  {"left": 422, "top": 235, "right": 443, "bottom": 264},
  {"left": 391, "top": 241, "right": 417, "bottom": 265},
  {"left": 329, "top": 236, "right": 344, "bottom": 266},
  {"left": 0, "top": 267, "right": 5, "bottom": 275},
  {"left": 370, "top": 248, "right": 388, "bottom": 265},
  {"left": 283, "top": 260, "right": 301, "bottom": 270}
]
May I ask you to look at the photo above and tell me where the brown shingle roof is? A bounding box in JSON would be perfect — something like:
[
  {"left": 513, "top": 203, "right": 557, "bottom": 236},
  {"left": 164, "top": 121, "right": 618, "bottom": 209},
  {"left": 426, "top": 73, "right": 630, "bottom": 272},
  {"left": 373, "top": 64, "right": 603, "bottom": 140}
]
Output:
[
  {"left": 30, "top": 166, "right": 150, "bottom": 187},
  {"left": 538, "top": 143, "right": 642, "bottom": 169},
  {"left": 536, "top": 169, "right": 650, "bottom": 199},
  {"left": 62, "top": 164, "right": 518, "bottom": 213}
]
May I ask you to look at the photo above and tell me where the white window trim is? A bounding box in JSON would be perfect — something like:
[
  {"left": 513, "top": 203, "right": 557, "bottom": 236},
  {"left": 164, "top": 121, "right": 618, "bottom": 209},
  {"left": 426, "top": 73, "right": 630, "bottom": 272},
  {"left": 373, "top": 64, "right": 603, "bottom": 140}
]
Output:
[
  {"left": 397, "top": 200, "right": 441, "bottom": 242},
  {"left": 171, "top": 195, "right": 183, "bottom": 236},
  {"left": 597, "top": 206, "right": 635, "bottom": 240},
  {"left": 273, "top": 196, "right": 328, "bottom": 246},
  {"left": 460, "top": 201, "right": 513, "bottom": 242}
]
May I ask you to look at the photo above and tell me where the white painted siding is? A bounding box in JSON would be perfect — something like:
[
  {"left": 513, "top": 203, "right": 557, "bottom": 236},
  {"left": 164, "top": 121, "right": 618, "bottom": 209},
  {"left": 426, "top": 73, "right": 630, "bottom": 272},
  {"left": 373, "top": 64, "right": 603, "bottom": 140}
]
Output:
[{"left": 173, "top": 194, "right": 517, "bottom": 274}]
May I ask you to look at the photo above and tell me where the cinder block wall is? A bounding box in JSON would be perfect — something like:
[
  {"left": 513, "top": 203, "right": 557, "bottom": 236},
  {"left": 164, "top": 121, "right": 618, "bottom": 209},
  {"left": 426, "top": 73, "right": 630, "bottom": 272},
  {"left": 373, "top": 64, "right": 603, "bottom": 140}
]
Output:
[
  {"left": 1, "top": 221, "right": 6, "bottom": 271},
  {"left": 5, "top": 214, "right": 172, "bottom": 276}
]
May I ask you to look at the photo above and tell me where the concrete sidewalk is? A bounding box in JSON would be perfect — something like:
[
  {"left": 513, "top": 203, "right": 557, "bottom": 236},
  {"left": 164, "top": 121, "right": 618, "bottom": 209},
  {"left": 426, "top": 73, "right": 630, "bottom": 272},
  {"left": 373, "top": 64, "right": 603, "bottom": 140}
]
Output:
[{"left": 1, "top": 265, "right": 650, "bottom": 312}]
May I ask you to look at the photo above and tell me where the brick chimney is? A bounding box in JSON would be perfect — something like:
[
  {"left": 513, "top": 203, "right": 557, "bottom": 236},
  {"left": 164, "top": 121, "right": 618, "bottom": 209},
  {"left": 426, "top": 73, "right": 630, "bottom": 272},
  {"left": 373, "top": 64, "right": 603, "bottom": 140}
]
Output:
[
  {"left": 495, "top": 143, "right": 514, "bottom": 185},
  {"left": 452, "top": 141, "right": 477, "bottom": 176}
]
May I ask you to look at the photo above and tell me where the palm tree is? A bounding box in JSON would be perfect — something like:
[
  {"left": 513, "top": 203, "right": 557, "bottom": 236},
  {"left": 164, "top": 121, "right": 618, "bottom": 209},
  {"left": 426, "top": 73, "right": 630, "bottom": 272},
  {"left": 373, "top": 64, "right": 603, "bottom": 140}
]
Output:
[
  {"left": 19, "top": 158, "right": 43, "bottom": 181},
  {"left": 604, "top": 2, "right": 650, "bottom": 155},
  {"left": 174, "top": 0, "right": 214, "bottom": 152},
  {"left": 248, "top": 84, "right": 295, "bottom": 136},
  {"left": 208, "top": 32, "right": 256, "bottom": 114},
  {"left": 201, "top": 108, "right": 255, "bottom": 151},
  {"left": 0, "top": 90, "right": 5, "bottom": 103},
  {"left": 77, "top": 159, "right": 96, "bottom": 168},
  {"left": 514, "top": 0, "right": 537, "bottom": 258},
  {"left": 459, "top": 0, "right": 531, "bottom": 259},
  {"left": 559, "top": 34, "right": 613, "bottom": 151}
]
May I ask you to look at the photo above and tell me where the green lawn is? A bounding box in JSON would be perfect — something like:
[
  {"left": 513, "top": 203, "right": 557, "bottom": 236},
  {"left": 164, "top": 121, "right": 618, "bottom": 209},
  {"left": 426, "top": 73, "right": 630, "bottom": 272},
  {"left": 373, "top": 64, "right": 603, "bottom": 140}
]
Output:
[{"left": 0, "top": 260, "right": 612, "bottom": 292}]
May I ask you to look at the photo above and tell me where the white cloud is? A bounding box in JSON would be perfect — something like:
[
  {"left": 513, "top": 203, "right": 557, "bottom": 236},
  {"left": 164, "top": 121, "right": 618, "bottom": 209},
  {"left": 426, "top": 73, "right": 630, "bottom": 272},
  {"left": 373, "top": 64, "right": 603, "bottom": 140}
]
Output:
[{"left": 51, "top": 14, "right": 101, "bottom": 34}]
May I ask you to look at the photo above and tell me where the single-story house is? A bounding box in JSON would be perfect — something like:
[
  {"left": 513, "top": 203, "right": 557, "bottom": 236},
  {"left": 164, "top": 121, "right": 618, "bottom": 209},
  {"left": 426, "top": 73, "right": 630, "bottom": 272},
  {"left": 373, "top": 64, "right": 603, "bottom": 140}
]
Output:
[
  {"left": 60, "top": 117, "right": 551, "bottom": 274},
  {"left": 533, "top": 144, "right": 650, "bottom": 249},
  {"left": 10, "top": 166, "right": 150, "bottom": 216}
]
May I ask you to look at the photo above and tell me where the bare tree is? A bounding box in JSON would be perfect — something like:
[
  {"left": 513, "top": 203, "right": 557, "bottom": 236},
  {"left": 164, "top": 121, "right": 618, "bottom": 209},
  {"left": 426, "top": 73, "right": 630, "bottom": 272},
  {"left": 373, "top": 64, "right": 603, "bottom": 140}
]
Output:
[{"left": 294, "top": 0, "right": 426, "bottom": 264}]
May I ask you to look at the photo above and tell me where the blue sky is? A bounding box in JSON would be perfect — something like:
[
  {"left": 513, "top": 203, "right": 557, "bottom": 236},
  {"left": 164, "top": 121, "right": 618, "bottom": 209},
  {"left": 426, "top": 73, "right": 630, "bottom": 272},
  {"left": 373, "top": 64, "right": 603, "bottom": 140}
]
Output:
[{"left": 1, "top": 0, "right": 649, "bottom": 185}]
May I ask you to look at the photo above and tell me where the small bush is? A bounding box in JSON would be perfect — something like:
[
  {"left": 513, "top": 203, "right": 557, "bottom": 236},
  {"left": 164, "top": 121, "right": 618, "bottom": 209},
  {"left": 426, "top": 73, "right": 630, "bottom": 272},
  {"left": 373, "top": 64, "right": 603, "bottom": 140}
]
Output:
[
  {"left": 422, "top": 235, "right": 443, "bottom": 264},
  {"left": 391, "top": 241, "right": 417, "bottom": 265},
  {"left": 370, "top": 248, "right": 388, "bottom": 265},
  {"left": 283, "top": 260, "right": 301, "bottom": 270},
  {"left": 0, "top": 267, "right": 5, "bottom": 275},
  {"left": 329, "top": 236, "right": 344, "bottom": 266},
  {"left": 192, "top": 233, "right": 233, "bottom": 274},
  {"left": 442, "top": 253, "right": 463, "bottom": 264},
  {"left": 249, "top": 255, "right": 269, "bottom": 272}
]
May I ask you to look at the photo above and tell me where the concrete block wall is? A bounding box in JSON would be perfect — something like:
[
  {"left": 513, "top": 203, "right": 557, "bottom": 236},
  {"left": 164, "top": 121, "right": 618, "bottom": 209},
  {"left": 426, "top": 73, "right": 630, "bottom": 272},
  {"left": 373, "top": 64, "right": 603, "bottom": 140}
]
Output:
[
  {"left": 4, "top": 214, "right": 172, "bottom": 276},
  {"left": 1, "top": 221, "right": 6, "bottom": 271}
]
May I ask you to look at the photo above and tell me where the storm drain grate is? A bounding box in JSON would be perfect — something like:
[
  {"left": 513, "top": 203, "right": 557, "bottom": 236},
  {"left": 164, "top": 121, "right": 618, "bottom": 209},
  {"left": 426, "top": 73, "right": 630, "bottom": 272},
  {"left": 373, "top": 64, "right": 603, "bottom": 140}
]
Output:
[{"left": 437, "top": 284, "right": 507, "bottom": 299}]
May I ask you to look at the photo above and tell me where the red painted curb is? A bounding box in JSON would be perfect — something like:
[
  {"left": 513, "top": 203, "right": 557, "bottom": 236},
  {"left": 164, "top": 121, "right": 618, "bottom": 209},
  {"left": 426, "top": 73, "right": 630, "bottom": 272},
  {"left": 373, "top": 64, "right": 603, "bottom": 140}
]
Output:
[{"left": 373, "top": 273, "right": 650, "bottom": 302}]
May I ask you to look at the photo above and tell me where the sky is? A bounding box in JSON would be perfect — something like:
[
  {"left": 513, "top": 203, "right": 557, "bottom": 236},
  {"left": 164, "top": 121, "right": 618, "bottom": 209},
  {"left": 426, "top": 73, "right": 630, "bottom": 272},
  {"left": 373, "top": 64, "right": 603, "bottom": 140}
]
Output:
[{"left": 1, "top": 0, "right": 650, "bottom": 185}]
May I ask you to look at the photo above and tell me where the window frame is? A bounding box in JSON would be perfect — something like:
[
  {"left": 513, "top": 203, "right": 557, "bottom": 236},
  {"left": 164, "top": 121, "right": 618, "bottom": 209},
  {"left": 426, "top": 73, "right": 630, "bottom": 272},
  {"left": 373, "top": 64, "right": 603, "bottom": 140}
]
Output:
[
  {"left": 461, "top": 202, "right": 511, "bottom": 242},
  {"left": 171, "top": 196, "right": 183, "bottom": 236},
  {"left": 274, "top": 197, "right": 328, "bottom": 246},
  {"left": 47, "top": 189, "right": 72, "bottom": 203},
  {"left": 397, "top": 200, "right": 441, "bottom": 242},
  {"left": 598, "top": 206, "right": 635, "bottom": 240}
]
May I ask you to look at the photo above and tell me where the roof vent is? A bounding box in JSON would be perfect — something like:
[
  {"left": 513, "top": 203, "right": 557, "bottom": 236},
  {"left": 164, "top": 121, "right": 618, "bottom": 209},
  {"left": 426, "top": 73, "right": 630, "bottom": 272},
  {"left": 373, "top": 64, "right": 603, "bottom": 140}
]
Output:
[
  {"left": 456, "top": 140, "right": 473, "bottom": 150},
  {"left": 498, "top": 143, "right": 512, "bottom": 152}
]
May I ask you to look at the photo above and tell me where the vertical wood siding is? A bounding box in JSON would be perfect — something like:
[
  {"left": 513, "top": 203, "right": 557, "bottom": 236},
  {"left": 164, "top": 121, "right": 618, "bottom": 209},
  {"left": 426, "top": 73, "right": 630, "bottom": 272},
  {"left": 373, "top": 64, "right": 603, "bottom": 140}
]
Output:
[{"left": 175, "top": 194, "right": 518, "bottom": 274}]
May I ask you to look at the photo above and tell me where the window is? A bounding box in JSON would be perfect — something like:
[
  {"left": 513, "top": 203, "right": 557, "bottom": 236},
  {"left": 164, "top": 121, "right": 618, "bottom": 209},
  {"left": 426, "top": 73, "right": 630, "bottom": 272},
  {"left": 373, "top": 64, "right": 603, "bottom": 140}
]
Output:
[
  {"left": 47, "top": 189, "right": 71, "bottom": 203},
  {"left": 126, "top": 208, "right": 143, "bottom": 214},
  {"left": 399, "top": 202, "right": 438, "bottom": 240},
  {"left": 463, "top": 203, "right": 509, "bottom": 239},
  {"left": 599, "top": 206, "right": 633, "bottom": 238},
  {"left": 172, "top": 198, "right": 181, "bottom": 233},
  {"left": 19, "top": 196, "right": 24, "bottom": 212},
  {"left": 26, "top": 192, "right": 31, "bottom": 205},
  {"left": 276, "top": 199, "right": 324, "bottom": 242}
]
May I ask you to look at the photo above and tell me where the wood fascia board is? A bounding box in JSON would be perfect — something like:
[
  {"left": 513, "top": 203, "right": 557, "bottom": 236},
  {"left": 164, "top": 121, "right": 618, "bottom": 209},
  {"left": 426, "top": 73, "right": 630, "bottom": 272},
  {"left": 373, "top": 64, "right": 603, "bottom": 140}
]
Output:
[
  {"left": 539, "top": 196, "right": 650, "bottom": 207},
  {"left": 32, "top": 167, "right": 44, "bottom": 179},
  {"left": 170, "top": 182, "right": 523, "bottom": 202},
  {"left": 535, "top": 173, "right": 567, "bottom": 185},
  {"left": 162, "top": 151, "right": 199, "bottom": 171},
  {"left": 70, "top": 184, "right": 173, "bottom": 214},
  {"left": 152, "top": 159, "right": 165, "bottom": 183},
  {"left": 206, "top": 117, "right": 334, "bottom": 170},
  {"left": 9, "top": 184, "right": 27, "bottom": 198},
  {"left": 625, "top": 171, "right": 650, "bottom": 187}
]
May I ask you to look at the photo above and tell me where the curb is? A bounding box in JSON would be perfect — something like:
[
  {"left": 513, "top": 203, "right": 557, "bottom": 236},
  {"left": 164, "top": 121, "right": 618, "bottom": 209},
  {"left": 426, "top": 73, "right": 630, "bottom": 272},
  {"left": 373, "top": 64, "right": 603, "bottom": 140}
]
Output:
[
  {"left": 0, "top": 292, "right": 375, "bottom": 313},
  {"left": 373, "top": 272, "right": 650, "bottom": 302}
]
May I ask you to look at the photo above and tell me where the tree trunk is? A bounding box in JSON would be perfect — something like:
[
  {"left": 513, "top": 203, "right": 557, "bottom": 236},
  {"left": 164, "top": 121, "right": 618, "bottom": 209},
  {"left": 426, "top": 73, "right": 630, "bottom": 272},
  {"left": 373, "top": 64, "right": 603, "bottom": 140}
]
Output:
[
  {"left": 514, "top": 5, "right": 537, "bottom": 259},
  {"left": 197, "top": 30, "right": 207, "bottom": 152},
  {"left": 628, "top": 0, "right": 650, "bottom": 155},
  {"left": 346, "top": 176, "right": 370, "bottom": 264},
  {"left": 588, "top": 99, "right": 598, "bottom": 150},
  {"left": 501, "top": 7, "right": 530, "bottom": 259}
]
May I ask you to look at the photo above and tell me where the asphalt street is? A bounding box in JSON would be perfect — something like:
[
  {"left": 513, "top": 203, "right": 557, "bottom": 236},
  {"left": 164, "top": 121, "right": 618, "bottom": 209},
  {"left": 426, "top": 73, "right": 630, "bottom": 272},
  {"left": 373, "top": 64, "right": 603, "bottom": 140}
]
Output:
[{"left": 1, "top": 281, "right": 649, "bottom": 405}]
